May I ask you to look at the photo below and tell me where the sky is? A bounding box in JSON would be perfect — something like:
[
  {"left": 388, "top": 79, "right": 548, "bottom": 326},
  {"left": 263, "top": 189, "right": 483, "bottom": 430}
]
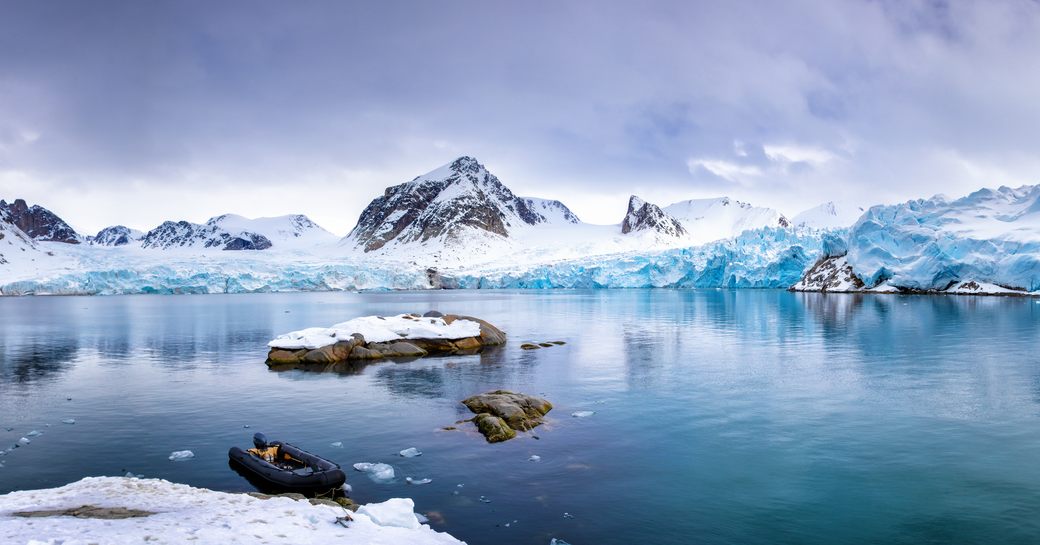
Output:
[{"left": 2, "top": 0, "right": 1040, "bottom": 236}]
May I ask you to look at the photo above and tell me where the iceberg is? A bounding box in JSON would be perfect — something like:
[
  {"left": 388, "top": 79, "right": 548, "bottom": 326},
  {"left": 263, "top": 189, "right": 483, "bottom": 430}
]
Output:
[
  {"left": 353, "top": 462, "right": 396, "bottom": 483},
  {"left": 399, "top": 447, "right": 422, "bottom": 457},
  {"left": 168, "top": 450, "right": 194, "bottom": 462}
]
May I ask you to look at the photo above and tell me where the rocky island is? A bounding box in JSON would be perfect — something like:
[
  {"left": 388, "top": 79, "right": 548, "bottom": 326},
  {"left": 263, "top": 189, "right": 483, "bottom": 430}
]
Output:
[{"left": 266, "top": 312, "right": 506, "bottom": 365}]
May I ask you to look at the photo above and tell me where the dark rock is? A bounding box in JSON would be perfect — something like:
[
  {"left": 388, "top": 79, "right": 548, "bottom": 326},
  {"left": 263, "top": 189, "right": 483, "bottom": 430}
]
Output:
[
  {"left": 368, "top": 341, "right": 428, "bottom": 358},
  {"left": 423, "top": 310, "right": 444, "bottom": 317},
  {"left": 520, "top": 343, "right": 540, "bottom": 350},
  {"left": 0, "top": 199, "right": 81, "bottom": 243},
  {"left": 538, "top": 342, "right": 554, "bottom": 347},
  {"left": 620, "top": 196, "right": 686, "bottom": 238},
  {"left": 349, "top": 345, "right": 384, "bottom": 360},
  {"left": 268, "top": 348, "right": 307, "bottom": 364}
]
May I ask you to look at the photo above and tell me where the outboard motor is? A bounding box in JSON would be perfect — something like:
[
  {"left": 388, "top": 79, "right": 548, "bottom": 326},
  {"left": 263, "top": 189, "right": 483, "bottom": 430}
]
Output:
[{"left": 253, "top": 432, "right": 270, "bottom": 449}]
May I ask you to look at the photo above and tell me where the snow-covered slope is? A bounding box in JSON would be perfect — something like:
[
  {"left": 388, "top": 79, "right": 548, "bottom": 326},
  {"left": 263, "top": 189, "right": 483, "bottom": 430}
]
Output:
[
  {"left": 208, "top": 213, "right": 337, "bottom": 248},
  {"left": 662, "top": 197, "right": 789, "bottom": 244},
  {"left": 792, "top": 201, "right": 866, "bottom": 229},
  {"left": 0, "top": 198, "right": 82, "bottom": 243},
  {"left": 0, "top": 208, "right": 39, "bottom": 265}
]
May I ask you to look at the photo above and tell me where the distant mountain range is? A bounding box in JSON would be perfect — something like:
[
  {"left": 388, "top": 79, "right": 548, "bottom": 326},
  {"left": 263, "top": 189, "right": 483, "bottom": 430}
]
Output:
[{"left": 3, "top": 155, "right": 1038, "bottom": 296}]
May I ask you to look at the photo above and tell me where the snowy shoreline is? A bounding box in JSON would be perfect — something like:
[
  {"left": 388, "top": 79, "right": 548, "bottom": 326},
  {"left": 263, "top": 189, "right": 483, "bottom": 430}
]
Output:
[{"left": 0, "top": 476, "right": 464, "bottom": 545}]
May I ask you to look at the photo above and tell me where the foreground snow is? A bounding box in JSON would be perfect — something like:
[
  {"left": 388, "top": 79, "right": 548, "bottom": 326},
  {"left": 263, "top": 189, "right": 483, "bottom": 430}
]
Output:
[
  {"left": 0, "top": 476, "right": 463, "bottom": 545},
  {"left": 269, "top": 314, "right": 481, "bottom": 350}
]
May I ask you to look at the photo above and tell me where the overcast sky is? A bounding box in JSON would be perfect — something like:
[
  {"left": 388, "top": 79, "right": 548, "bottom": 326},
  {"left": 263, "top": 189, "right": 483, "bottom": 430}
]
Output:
[{"left": 2, "top": 0, "right": 1040, "bottom": 235}]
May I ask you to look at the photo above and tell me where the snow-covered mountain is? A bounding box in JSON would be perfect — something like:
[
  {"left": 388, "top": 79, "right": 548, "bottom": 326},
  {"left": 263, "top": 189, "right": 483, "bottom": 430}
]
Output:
[
  {"left": 662, "top": 197, "right": 789, "bottom": 244},
  {"left": 140, "top": 220, "right": 273, "bottom": 251},
  {"left": 792, "top": 201, "right": 865, "bottom": 229},
  {"left": 343, "top": 156, "right": 581, "bottom": 261},
  {"left": 0, "top": 199, "right": 81, "bottom": 244},
  {"left": 207, "top": 214, "right": 337, "bottom": 248},
  {"left": 621, "top": 196, "right": 687, "bottom": 238},
  {"left": 92, "top": 225, "right": 144, "bottom": 246}
]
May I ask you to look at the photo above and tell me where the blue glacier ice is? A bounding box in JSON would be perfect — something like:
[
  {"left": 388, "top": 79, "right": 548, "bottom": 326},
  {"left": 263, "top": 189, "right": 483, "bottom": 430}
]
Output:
[{"left": 846, "top": 185, "right": 1040, "bottom": 292}]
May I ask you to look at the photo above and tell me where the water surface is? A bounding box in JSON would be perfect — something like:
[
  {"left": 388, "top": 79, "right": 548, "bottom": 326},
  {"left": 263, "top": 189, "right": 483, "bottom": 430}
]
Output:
[{"left": 2, "top": 290, "right": 1040, "bottom": 544}]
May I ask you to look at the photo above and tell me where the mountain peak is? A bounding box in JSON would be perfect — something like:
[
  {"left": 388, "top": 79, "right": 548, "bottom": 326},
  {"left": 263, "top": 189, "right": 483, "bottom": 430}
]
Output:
[
  {"left": 0, "top": 199, "right": 81, "bottom": 244},
  {"left": 621, "top": 195, "right": 687, "bottom": 238}
]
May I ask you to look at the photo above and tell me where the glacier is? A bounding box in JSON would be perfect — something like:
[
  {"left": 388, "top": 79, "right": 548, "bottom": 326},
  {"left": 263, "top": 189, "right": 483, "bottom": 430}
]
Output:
[
  {"left": 0, "top": 227, "right": 831, "bottom": 294},
  {"left": 845, "top": 185, "right": 1040, "bottom": 292}
]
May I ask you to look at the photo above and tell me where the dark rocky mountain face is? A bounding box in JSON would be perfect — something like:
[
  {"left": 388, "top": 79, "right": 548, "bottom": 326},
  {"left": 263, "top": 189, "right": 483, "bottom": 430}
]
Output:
[
  {"left": 347, "top": 156, "right": 576, "bottom": 252},
  {"left": 92, "top": 226, "right": 138, "bottom": 246},
  {"left": 140, "top": 220, "right": 273, "bottom": 251},
  {"left": 621, "top": 196, "right": 688, "bottom": 238},
  {"left": 0, "top": 199, "right": 81, "bottom": 243}
]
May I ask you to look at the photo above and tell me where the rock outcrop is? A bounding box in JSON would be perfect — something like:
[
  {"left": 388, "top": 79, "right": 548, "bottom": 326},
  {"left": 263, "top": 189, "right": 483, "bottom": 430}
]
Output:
[
  {"left": 0, "top": 199, "right": 81, "bottom": 243},
  {"left": 266, "top": 313, "right": 506, "bottom": 366},
  {"left": 141, "top": 220, "right": 273, "bottom": 251},
  {"left": 92, "top": 225, "right": 143, "bottom": 246},
  {"left": 461, "top": 390, "right": 553, "bottom": 443},
  {"left": 620, "top": 196, "right": 687, "bottom": 238}
]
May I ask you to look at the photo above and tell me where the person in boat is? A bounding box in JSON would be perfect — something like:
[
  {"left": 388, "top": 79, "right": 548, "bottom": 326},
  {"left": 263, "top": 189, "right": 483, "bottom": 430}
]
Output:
[{"left": 247, "top": 433, "right": 307, "bottom": 469}]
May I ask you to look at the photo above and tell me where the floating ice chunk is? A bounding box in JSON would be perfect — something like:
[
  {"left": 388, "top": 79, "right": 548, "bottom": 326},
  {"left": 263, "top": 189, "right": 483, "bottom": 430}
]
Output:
[
  {"left": 330, "top": 441, "right": 343, "bottom": 448},
  {"left": 168, "top": 450, "right": 194, "bottom": 462},
  {"left": 416, "top": 513, "right": 429, "bottom": 524},
  {"left": 353, "top": 462, "right": 395, "bottom": 483},
  {"left": 571, "top": 411, "right": 595, "bottom": 418},
  {"left": 399, "top": 447, "right": 422, "bottom": 457},
  {"left": 479, "top": 496, "right": 491, "bottom": 503},
  {"left": 405, "top": 477, "right": 432, "bottom": 485},
  {"left": 26, "top": 430, "right": 43, "bottom": 437},
  {"left": 18, "top": 437, "right": 30, "bottom": 445},
  {"left": 563, "top": 512, "right": 575, "bottom": 519},
  {"left": 124, "top": 472, "right": 144, "bottom": 478},
  {"left": 356, "top": 498, "right": 421, "bottom": 530},
  {"left": 550, "top": 539, "right": 572, "bottom": 545},
  {"left": 61, "top": 419, "right": 76, "bottom": 425},
  {"left": 528, "top": 455, "right": 541, "bottom": 462},
  {"left": 341, "top": 483, "right": 353, "bottom": 494}
]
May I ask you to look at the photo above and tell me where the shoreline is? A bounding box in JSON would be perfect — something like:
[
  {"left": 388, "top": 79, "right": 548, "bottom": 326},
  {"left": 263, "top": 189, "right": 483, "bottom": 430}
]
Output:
[{"left": 0, "top": 476, "right": 464, "bottom": 545}]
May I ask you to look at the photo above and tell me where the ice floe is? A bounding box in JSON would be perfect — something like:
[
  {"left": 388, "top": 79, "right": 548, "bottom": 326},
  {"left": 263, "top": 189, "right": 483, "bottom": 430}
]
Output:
[
  {"left": 353, "top": 462, "right": 396, "bottom": 483},
  {"left": 400, "top": 447, "right": 422, "bottom": 457},
  {"left": 167, "top": 450, "right": 194, "bottom": 462}
]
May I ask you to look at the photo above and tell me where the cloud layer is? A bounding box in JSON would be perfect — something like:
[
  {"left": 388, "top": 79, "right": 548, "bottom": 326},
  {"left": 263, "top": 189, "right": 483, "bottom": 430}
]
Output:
[{"left": 2, "top": 0, "right": 1039, "bottom": 234}]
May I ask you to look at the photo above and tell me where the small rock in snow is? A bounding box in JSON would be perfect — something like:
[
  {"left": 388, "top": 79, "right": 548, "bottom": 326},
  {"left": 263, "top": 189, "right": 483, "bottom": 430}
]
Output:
[
  {"left": 168, "top": 450, "right": 194, "bottom": 462},
  {"left": 399, "top": 447, "right": 422, "bottom": 457}
]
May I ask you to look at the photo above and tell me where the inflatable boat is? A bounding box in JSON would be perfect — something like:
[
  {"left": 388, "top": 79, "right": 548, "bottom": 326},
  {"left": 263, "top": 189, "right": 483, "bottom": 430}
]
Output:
[{"left": 228, "top": 433, "right": 346, "bottom": 495}]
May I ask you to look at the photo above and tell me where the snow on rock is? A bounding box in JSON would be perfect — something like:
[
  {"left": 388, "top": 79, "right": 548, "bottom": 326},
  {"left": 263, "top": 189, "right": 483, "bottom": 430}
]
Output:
[
  {"left": 0, "top": 476, "right": 463, "bottom": 545},
  {"left": 521, "top": 197, "right": 580, "bottom": 225},
  {"left": 140, "top": 220, "right": 273, "bottom": 251},
  {"left": 620, "top": 196, "right": 687, "bottom": 239},
  {"left": 0, "top": 211, "right": 38, "bottom": 267},
  {"left": 269, "top": 314, "right": 481, "bottom": 350},
  {"left": 206, "top": 213, "right": 337, "bottom": 248},
  {"left": 847, "top": 185, "right": 1040, "bottom": 292},
  {"left": 92, "top": 225, "right": 144, "bottom": 247}
]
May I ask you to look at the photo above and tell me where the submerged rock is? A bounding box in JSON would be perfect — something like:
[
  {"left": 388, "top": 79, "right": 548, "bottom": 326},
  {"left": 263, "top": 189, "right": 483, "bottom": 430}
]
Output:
[{"left": 462, "top": 390, "right": 553, "bottom": 442}]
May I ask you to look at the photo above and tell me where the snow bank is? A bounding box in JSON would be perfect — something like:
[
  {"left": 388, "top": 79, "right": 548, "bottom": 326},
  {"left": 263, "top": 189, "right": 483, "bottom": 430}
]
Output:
[
  {"left": 269, "top": 315, "right": 481, "bottom": 350},
  {"left": 0, "top": 476, "right": 463, "bottom": 545}
]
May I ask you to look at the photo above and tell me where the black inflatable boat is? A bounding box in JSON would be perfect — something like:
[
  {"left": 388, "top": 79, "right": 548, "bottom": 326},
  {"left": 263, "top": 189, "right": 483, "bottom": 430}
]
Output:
[{"left": 228, "top": 433, "right": 346, "bottom": 495}]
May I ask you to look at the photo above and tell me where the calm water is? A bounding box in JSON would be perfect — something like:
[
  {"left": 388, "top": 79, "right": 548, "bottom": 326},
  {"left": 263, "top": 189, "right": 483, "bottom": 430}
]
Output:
[{"left": 2, "top": 290, "right": 1040, "bottom": 544}]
